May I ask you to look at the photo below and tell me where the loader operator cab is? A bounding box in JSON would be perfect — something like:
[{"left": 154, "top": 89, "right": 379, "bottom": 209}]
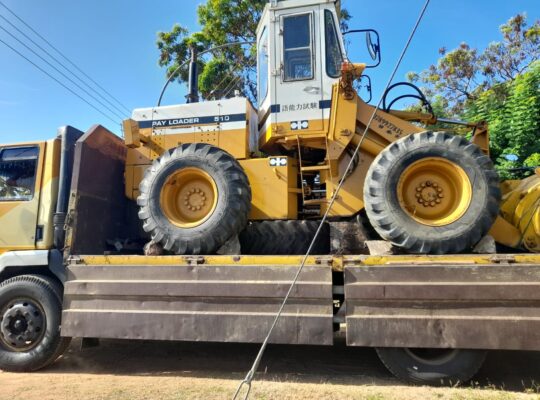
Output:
[
  {"left": 257, "top": 0, "right": 347, "bottom": 146},
  {"left": 256, "top": 0, "right": 380, "bottom": 152}
]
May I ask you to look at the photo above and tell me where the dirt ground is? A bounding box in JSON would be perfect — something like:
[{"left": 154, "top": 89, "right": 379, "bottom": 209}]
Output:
[{"left": 2, "top": 337, "right": 540, "bottom": 400}]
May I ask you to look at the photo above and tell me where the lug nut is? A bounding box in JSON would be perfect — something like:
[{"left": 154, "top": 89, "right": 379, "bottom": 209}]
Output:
[
  {"left": 438, "top": 193, "right": 444, "bottom": 198},
  {"left": 436, "top": 199, "right": 441, "bottom": 204},
  {"left": 430, "top": 201, "right": 435, "bottom": 207},
  {"left": 426, "top": 181, "right": 432, "bottom": 187}
]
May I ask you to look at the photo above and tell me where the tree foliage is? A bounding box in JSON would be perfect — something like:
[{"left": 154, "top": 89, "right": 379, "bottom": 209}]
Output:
[
  {"left": 408, "top": 14, "right": 539, "bottom": 116},
  {"left": 157, "top": 0, "right": 350, "bottom": 103},
  {"left": 466, "top": 62, "right": 540, "bottom": 178},
  {"left": 408, "top": 14, "right": 540, "bottom": 177}
]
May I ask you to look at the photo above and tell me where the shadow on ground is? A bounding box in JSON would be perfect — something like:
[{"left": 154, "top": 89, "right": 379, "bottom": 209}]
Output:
[{"left": 46, "top": 336, "right": 540, "bottom": 392}]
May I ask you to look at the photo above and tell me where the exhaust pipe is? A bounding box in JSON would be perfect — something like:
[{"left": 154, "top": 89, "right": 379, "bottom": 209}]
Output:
[
  {"left": 186, "top": 46, "right": 199, "bottom": 103},
  {"left": 53, "top": 126, "right": 84, "bottom": 249}
]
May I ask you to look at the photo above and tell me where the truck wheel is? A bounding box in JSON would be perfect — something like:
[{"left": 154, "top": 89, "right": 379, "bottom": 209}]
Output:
[
  {"left": 376, "top": 347, "right": 487, "bottom": 386},
  {"left": 0, "top": 275, "right": 71, "bottom": 372},
  {"left": 364, "top": 131, "right": 500, "bottom": 254},
  {"left": 138, "top": 143, "right": 251, "bottom": 254},
  {"left": 239, "top": 220, "right": 330, "bottom": 255}
]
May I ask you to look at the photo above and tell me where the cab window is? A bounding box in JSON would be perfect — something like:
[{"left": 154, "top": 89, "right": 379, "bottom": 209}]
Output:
[
  {"left": 283, "top": 13, "right": 314, "bottom": 81},
  {"left": 0, "top": 146, "right": 39, "bottom": 201},
  {"left": 325, "top": 10, "right": 343, "bottom": 78},
  {"left": 258, "top": 27, "right": 269, "bottom": 103}
]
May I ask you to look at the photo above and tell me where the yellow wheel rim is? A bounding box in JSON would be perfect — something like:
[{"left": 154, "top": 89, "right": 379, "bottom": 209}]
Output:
[
  {"left": 160, "top": 168, "right": 218, "bottom": 228},
  {"left": 397, "top": 157, "right": 472, "bottom": 227}
]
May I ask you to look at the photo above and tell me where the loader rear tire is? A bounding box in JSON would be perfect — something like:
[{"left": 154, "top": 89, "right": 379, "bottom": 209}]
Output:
[
  {"left": 239, "top": 220, "right": 330, "bottom": 255},
  {"left": 376, "top": 347, "right": 487, "bottom": 386},
  {"left": 138, "top": 143, "right": 251, "bottom": 255},
  {"left": 364, "top": 131, "right": 500, "bottom": 254}
]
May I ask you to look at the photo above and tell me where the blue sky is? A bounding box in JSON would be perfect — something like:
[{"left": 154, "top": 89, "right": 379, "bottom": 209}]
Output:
[{"left": 0, "top": 0, "right": 538, "bottom": 142}]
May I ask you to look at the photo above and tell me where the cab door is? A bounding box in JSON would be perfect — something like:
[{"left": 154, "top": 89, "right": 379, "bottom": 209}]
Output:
[
  {"left": 320, "top": 8, "right": 346, "bottom": 122},
  {"left": 273, "top": 6, "right": 324, "bottom": 133},
  {"left": 0, "top": 143, "right": 44, "bottom": 253}
]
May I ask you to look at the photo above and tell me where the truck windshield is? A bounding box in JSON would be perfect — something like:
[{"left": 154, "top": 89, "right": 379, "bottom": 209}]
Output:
[
  {"left": 0, "top": 146, "right": 39, "bottom": 201},
  {"left": 325, "top": 10, "right": 343, "bottom": 78},
  {"left": 283, "top": 13, "right": 313, "bottom": 81}
]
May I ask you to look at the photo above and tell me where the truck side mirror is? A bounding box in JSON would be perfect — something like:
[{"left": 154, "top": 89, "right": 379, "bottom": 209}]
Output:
[
  {"left": 343, "top": 29, "right": 381, "bottom": 68},
  {"left": 354, "top": 75, "right": 373, "bottom": 103},
  {"left": 366, "top": 31, "right": 379, "bottom": 61}
]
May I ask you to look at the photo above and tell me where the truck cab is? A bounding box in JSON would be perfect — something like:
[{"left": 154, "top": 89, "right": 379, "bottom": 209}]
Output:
[{"left": 0, "top": 140, "right": 58, "bottom": 254}]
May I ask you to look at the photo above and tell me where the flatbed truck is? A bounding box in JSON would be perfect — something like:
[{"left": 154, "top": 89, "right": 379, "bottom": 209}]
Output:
[{"left": 1, "top": 125, "right": 539, "bottom": 385}]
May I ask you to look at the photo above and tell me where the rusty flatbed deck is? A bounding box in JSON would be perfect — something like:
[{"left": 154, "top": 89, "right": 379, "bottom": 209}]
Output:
[{"left": 61, "top": 253, "right": 540, "bottom": 352}]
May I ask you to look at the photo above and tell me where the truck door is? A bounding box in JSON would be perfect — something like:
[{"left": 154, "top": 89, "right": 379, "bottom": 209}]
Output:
[
  {"left": 0, "top": 144, "right": 44, "bottom": 253},
  {"left": 274, "top": 7, "right": 324, "bottom": 133}
]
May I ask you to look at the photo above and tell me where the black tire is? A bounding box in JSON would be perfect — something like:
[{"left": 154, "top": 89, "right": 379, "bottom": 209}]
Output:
[
  {"left": 239, "top": 220, "right": 330, "bottom": 255},
  {"left": 376, "top": 347, "right": 487, "bottom": 386},
  {"left": 0, "top": 275, "right": 71, "bottom": 372},
  {"left": 364, "top": 131, "right": 500, "bottom": 254},
  {"left": 138, "top": 143, "right": 251, "bottom": 255}
]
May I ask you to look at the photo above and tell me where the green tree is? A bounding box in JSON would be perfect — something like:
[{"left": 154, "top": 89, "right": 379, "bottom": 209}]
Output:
[
  {"left": 157, "top": 0, "right": 350, "bottom": 103},
  {"left": 466, "top": 62, "right": 540, "bottom": 178},
  {"left": 408, "top": 14, "right": 539, "bottom": 116},
  {"left": 407, "top": 14, "right": 539, "bottom": 178}
]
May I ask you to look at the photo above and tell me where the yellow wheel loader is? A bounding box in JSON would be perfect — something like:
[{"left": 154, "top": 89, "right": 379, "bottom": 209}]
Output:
[{"left": 122, "top": 0, "right": 534, "bottom": 256}]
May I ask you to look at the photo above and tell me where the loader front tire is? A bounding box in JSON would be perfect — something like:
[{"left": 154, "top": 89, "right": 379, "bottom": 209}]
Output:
[
  {"left": 364, "top": 131, "right": 500, "bottom": 254},
  {"left": 138, "top": 143, "right": 251, "bottom": 255}
]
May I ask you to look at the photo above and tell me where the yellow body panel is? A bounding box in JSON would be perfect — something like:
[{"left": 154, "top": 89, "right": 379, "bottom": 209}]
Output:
[
  {"left": 36, "top": 139, "right": 61, "bottom": 250},
  {"left": 239, "top": 158, "right": 298, "bottom": 220},
  {"left": 494, "top": 169, "right": 540, "bottom": 252},
  {"left": 71, "top": 253, "right": 540, "bottom": 272}
]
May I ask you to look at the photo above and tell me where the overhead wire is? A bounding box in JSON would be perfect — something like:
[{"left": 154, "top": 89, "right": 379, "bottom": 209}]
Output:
[
  {"left": 0, "top": 24, "right": 125, "bottom": 121},
  {"left": 232, "top": 1, "right": 432, "bottom": 398},
  {"left": 0, "top": 0, "right": 131, "bottom": 115},
  {"left": 220, "top": 58, "right": 257, "bottom": 100},
  {"left": 157, "top": 41, "right": 255, "bottom": 106},
  {"left": 0, "top": 13, "right": 129, "bottom": 118},
  {"left": 0, "top": 37, "right": 121, "bottom": 126}
]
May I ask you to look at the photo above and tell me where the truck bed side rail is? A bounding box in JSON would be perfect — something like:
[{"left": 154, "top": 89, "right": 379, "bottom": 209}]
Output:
[{"left": 345, "top": 259, "right": 540, "bottom": 350}]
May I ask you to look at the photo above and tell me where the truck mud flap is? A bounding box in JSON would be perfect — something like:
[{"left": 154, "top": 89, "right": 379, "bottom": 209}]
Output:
[
  {"left": 344, "top": 260, "right": 540, "bottom": 350},
  {"left": 61, "top": 258, "right": 333, "bottom": 345}
]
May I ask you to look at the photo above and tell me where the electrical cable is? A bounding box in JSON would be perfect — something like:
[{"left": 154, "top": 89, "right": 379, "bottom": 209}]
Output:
[
  {"left": 232, "top": 1, "right": 431, "bottom": 398},
  {"left": 0, "top": 24, "right": 125, "bottom": 121},
  {"left": 0, "top": 0, "right": 131, "bottom": 114},
  {"left": 0, "top": 37, "right": 121, "bottom": 126},
  {"left": 157, "top": 41, "right": 255, "bottom": 106},
  {"left": 0, "top": 13, "right": 128, "bottom": 118},
  {"left": 204, "top": 57, "right": 254, "bottom": 101},
  {"left": 220, "top": 58, "right": 257, "bottom": 100}
]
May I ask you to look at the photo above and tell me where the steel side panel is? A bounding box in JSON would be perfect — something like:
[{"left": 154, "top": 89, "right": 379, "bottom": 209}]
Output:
[
  {"left": 62, "top": 264, "right": 333, "bottom": 345},
  {"left": 345, "top": 264, "right": 540, "bottom": 351},
  {"left": 65, "top": 125, "right": 143, "bottom": 256}
]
